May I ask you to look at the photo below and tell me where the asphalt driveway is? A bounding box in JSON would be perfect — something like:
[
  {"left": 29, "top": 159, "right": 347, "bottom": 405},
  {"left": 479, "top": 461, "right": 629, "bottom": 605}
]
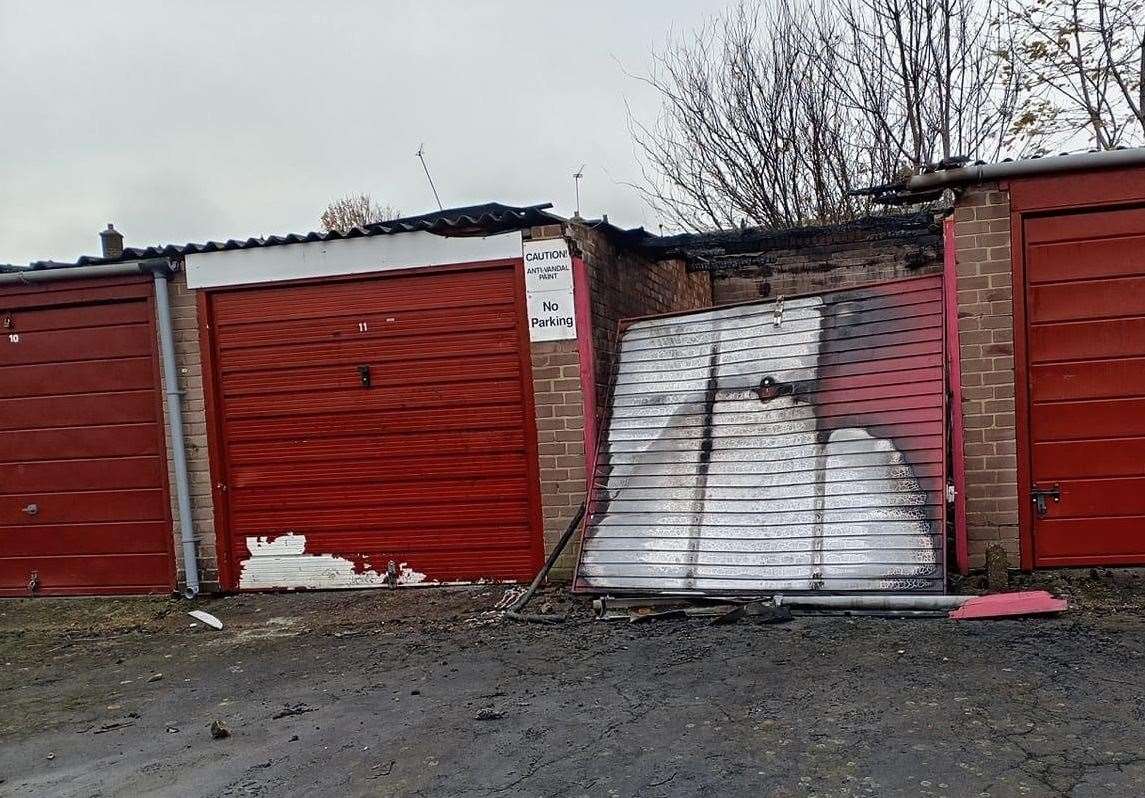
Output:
[{"left": 2, "top": 574, "right": 1144, "bottom": 797}]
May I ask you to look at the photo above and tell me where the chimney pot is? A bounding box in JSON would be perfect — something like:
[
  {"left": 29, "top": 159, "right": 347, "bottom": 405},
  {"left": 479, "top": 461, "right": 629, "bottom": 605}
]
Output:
[{"left": 99, "top": 223, "right": 124, "bottom": 259}]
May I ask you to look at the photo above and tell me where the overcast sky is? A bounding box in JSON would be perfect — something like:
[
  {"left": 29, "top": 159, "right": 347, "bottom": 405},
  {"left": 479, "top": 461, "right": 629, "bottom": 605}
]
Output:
[{"left": 0, "top": 1, "right": 734, "bottom": 265}]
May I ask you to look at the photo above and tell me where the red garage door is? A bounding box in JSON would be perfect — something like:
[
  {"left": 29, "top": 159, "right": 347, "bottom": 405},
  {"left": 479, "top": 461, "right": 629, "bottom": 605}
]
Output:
[
  {"left": 1023, "top": 206, "right": 1145, "bottom": 565},
  {"left": 203, "top": 262, "right": 544, "bottom": 590},
  {"left": 0, "top": 276, "right": 174, "bottom": 596}
]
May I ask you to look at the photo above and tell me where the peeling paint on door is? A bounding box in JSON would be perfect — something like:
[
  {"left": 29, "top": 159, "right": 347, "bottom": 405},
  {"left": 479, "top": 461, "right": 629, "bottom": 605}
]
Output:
[{"left": 238, "top": 533, "right": 429, "bottom": 590}]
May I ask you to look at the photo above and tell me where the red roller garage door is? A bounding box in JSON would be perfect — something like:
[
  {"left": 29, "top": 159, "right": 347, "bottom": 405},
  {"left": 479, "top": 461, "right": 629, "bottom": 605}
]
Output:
[
  {"left": 202, "top": 261, "right": 544, "bottom": 590},
  {"left": 0, "top": 275, "right": 175, "bottom": 596},
  {"left": 1022, "top": 205, "right": 1145, "bottom": 565}
]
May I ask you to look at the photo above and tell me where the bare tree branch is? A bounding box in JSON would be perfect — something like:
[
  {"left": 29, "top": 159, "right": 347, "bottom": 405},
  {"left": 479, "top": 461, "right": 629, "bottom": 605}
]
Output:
[{"left": 631, "top": 0, "right": 1022, "bottom": 231}]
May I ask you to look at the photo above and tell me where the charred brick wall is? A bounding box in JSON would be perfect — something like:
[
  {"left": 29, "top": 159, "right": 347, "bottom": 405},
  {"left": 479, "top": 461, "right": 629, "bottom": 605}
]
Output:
[
  {"left": 952, "top": 186, "right": 1019, "bottom": 568},
  {"left": 156, "top": 268, "right": 218, "bottom": 592},
  {"left": 567, "top": 223, "right": 713, "bottom": 411},
  {"left": 708, "top": 215, "right": 943, "bottom": 305},
  {"left": 524, "top": 223, "right": 712, "bottom": 582}
]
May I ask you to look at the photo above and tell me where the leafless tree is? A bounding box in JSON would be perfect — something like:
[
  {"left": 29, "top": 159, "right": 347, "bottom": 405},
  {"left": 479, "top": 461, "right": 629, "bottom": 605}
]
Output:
[
  {"left": 1006, "top": 0, "right": 1145, "bottom": 150},
  {"left": 631, "top": 0, "right": 1022, "bottom": 230},
  {"left": 826, "top": 0, "right": 1023, "bottom": 167},
  {"left": 631, "top": 1, "right": 885, "bottom": 230},
  {"left": 319, "top": 193, "right": 401, "bottom": 233}
]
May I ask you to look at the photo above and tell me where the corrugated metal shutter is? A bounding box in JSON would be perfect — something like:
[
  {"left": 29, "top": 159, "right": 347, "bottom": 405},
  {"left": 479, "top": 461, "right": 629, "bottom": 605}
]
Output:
[
  {"left": 576, "top": 275, "right": 946, "bottom": 593},
  {"left": 205, "top": 263, "right": 544, "bottom": 590},
  {"left": 0, "top": 276, "right": 174, "bottom": 596}
]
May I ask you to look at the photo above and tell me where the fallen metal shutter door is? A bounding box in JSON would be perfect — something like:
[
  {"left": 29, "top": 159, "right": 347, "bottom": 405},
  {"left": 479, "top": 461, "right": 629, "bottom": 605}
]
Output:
[{"left": 576, "top": 275, "right": 946, "bottom": 594}]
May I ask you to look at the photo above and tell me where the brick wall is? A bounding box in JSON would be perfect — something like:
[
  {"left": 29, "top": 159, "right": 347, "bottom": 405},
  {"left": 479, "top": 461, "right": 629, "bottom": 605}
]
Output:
[
  {"left": 155, "top": 268, "right": 218, "bottom": 592},
  {"left": 952, "top": 186, "right": 1019, "bottom": 568},
  {"left": 529, "top": 339, "right": 586, "bottom": 577},
  {"left": 708, "top": 214, "right": 942, "bottom": 305}
]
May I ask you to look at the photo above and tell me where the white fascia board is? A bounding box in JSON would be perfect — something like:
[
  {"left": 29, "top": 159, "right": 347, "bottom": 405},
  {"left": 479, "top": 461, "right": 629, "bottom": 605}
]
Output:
[{"left": 184, "top": 230, "right": 523, "bottom": 289}]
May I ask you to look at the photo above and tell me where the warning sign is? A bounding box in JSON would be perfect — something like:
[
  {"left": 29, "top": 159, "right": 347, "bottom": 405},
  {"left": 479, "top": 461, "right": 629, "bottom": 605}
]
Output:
[{"left": 523, "top": 238, "right": 577, "bottom": 341}]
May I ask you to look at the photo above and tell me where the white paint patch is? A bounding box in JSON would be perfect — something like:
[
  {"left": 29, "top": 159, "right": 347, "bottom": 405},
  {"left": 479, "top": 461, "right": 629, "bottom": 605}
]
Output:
[
  {"left": 238, "top": 533, "right": 429, "bottom": 590},
  {"left": 185, "top": 230, "right": 523, "bottom": 289}
]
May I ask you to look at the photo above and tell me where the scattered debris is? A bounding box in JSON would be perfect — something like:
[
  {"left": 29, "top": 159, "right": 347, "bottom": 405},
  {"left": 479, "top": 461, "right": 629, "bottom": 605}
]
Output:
[
  {"left": 210, "top": 720, "right": 231, "bottom": 739},
  {"left": 494, "top": 587, "right": 526, "bottom": 611},
  {"left": 271, "top": 704, "right": 315, "bottom": 720},
  {"left": 710, "top": 603, "right": 793, "bottom": 626},
  {"left": 474, "top": 707, "right": 504, "bottom": 721},
  {"left": 366, "top": 761, "right": 396, "bottom": 780},
  {"left": 147, "top": 673, "right": 164, "bottom": 683},
  {"left": 950, "top": 590, "right": 1068, "bottom": 620},
  {"left": 188, "top": 610, "right": 224, "bottom": 630},
  {"left": 166, "top": 727, "right": 179, "bottom": 734},
  {"left": 45, "top": 753, "right": 54, "bottom": 761},
  {"left": 93, "top": 721, "right": 136, "bottom": 735}
]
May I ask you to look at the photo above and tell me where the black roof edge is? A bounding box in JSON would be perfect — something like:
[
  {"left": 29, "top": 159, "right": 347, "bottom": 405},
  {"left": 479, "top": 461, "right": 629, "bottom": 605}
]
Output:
[
  {"left": 622, "top": 212, "right": 939, "bottom": 262},
  {"left": 16, "top": 201, "right": 559, "bottom": 271}
]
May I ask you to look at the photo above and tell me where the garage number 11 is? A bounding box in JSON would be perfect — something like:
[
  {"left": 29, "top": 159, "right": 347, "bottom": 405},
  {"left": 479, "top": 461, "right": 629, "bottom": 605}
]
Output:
[{"left": 357, "top": 322, "right": 368, "bottom": 333}]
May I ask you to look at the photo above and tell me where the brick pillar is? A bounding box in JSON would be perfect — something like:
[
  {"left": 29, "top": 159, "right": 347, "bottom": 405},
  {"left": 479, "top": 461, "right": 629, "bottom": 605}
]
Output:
[
  {"left": 529, "top": 340, "right": 587, "bottom": 580},
  {"left": 952, "top": 186, "right": 1020, "bottom": 568}
]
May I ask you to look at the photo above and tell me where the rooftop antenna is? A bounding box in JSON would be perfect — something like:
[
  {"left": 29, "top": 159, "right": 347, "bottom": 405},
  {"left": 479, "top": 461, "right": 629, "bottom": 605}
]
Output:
[
  {"left": 416, "top": 143, "right": 444, "bottom": 210},
  {"left": 573, "top": 164, "right": 586, "bottom": 218}
]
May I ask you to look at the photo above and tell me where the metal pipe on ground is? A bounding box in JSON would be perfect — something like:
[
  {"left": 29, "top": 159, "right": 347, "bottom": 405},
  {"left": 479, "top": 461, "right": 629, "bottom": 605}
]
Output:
[{"left": 773, "top": 594, "right": 970, "bottom": 611}]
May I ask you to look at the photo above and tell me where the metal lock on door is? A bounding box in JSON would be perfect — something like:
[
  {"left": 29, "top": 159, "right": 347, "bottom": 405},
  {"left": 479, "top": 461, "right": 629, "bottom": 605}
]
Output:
[{"left": 1031, "top": 484, "right": 1061, "bottom": 517}]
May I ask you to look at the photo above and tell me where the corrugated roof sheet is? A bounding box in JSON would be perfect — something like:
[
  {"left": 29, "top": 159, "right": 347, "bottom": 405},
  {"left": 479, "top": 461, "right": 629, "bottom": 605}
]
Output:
[
  {"left": 576, "top": 275, "right": 947, "bottom": 595},
  {"left": 23, "top": 202, "right": 559, "bottom": 270}
]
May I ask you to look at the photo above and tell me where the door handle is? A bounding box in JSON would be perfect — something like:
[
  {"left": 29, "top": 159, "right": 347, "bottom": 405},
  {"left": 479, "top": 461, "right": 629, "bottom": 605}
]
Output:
[{"left": 22, "top": 503, "right": 38, "bottom": 516}]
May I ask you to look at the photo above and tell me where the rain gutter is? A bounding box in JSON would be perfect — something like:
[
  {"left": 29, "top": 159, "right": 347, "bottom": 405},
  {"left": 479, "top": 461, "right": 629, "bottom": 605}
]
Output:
[{"left": 904, "top": 148, "right": 1145, "bottom": 192}]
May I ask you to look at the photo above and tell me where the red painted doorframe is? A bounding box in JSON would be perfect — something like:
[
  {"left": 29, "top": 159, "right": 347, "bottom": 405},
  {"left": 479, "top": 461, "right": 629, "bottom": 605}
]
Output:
[
  {"left": 197, "top": 258, "right": 546, "bottom": 591},
  {"left": 1007, "top": 165, "right": 1145, "bottom": 570},
  {"left": 944, "top": 218, "right": 969, "bottom": 576}
]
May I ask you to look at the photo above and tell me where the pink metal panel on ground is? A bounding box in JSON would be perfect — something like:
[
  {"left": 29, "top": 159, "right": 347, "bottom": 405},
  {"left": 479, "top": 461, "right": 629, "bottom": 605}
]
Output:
[
  {"left": 949, "top": 591, "right": 1067, "bottom": 619},
  {"left": 576, "top": 275, "right": 946, "bottom": 594}
]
